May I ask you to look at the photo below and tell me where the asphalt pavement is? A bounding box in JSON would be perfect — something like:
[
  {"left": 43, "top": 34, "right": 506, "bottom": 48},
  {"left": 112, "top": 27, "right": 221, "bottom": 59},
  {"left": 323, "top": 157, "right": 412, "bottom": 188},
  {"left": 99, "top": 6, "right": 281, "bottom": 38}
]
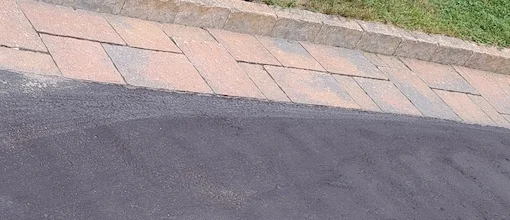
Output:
[{"left": 1, "top": 70, "right": 510, "bottom": 220}]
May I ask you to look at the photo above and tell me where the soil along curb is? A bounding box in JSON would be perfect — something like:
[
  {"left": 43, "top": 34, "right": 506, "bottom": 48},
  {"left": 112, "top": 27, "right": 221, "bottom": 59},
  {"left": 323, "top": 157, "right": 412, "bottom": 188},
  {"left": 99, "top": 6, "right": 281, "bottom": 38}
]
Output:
[{"left": 42, "top": 0, "right": 510, "bottom": 75}]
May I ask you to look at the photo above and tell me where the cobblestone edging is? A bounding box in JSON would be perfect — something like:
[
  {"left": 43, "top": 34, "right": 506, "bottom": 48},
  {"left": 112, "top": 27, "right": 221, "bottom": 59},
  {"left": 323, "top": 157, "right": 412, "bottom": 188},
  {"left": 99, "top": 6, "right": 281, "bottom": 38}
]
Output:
[{"left": 38, "top": 0, "right": 510, "bottom": 75}]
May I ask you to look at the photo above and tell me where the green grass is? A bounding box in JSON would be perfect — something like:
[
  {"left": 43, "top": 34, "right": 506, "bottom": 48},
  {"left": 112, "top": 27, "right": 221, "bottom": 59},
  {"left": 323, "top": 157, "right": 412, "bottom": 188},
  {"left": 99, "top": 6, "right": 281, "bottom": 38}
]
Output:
[{"left": 263, "top": 0, "right": 510, "bottom": 48}]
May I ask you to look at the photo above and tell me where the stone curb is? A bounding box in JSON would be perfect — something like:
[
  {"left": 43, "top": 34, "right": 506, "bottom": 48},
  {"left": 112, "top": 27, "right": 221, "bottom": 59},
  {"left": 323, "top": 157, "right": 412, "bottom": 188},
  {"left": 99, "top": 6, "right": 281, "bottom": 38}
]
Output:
[{"left": 37, "top": 0, "right": 510, "bottom": 75}]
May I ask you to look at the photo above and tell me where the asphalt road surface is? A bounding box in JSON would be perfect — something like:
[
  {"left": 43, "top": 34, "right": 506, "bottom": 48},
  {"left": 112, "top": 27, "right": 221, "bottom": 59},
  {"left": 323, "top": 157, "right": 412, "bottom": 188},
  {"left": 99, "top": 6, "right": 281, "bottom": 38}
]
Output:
[{"left": 1, "top": 70, "right": 510, "bottom": 220}]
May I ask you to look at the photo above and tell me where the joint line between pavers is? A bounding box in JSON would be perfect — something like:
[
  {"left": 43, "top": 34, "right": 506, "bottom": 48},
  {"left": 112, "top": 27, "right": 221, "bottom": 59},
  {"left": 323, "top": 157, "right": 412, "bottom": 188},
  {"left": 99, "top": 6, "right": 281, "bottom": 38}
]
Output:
[
  {"left": 330, "top": 74, "right": 363, "bottom": 110},
  {"left": 466, "top": 94, "right": 507, "bottom": 127},
  {"left": 36, "top": 31, "right": 126, "bottom": 46},
  {"left": 397, "top": 56, "right": 463, "bottom": 120},
  {"left": 237, "top": 61, "right": 291, "bottom": 101},
  {"left": 450, "top": 63, "right": 483, "bottom": 97},
  {"left": 298, "top": 41, "right": 329, "bottom": 72},
  {"left": 99, "top": 43, "right": 128, "bottom": 85},
  {"left": 0, "top": 44, "right": 49, "bottom": 55},
  {"left": 171, "top": 39, "right": 216, "bottom": 94},
  {"left": 373, "top": 64, "right": 426, "bottom": 117},
  {"left": 350, "top": 76, "right": 384, "bottom": 112},
  {"left": 252, "top": 36, "right": 282, "bottom": 66},
  {"left": 431, "top": 87, "right": 481, "bottom": 96},
  {"left": 258, "top": 61, "right": 390, "bottom": 81},
  {"left": 204, "top": 31, "right": 267, "bottom": 99},
  {"left": 431, "top": 89, "right": 467, "bottom": 123},
  {"left": 260, "top": 65, "right": 293, "bottom": 103},
  {"left": 102, "top": 14, "right": 128, "bottom": 45}
]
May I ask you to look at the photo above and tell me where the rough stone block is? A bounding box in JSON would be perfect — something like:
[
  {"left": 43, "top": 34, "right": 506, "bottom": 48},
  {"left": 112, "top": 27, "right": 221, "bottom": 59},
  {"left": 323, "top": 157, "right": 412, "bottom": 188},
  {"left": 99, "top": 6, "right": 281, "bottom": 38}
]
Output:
[
  {"left": 495, "top": 48, "right": 510, "bottom": 75},
  {"left": 149, "top": 0, "right": 179, "bottom": 23},
  {"left": 62, "top": 0, "right": 124, "bottom": 14},
  {"left": 120, "top": 0, "right": 155, "bottom": 19},
  {"left": 429, "top": 34, "right": 473, "bottom": 66},
  {"left": 394, "top": 29, "right": 438, "bottom": 61},
  {"left": 356, "top": 20, "right": 403, "bottom": 55},
  {"left": 41, "top": 0, "right": 64, "bottom": 5},
  {"left": 463, "top": 43, "right": 505, "bottom": 73},
  {"left": 220, "top": 0, "right": 276, "bottom": 36},
  {"left": 271, "top": 8, "right": 323, "bottom": 42},
  {"left": 314, "top": 16, "right": 363, "bottom": 49},
  {"left": 172, "top": 0, "right": 230, "bottom": 28}
]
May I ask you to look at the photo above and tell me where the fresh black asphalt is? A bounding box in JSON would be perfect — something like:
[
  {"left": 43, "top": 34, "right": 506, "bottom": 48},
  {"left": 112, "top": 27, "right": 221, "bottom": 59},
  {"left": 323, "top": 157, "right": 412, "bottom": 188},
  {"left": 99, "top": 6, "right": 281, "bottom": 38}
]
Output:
[{"left": 1, "top": 70, "right": 510, "bottom": 219}]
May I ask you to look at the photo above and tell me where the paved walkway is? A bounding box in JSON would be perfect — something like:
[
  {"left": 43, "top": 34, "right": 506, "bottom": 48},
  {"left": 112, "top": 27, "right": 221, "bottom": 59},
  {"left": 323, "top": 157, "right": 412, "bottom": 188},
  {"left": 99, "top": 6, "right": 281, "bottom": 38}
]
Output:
[{"left": 2, "top": 0, "right": 510, "bottom": 129}]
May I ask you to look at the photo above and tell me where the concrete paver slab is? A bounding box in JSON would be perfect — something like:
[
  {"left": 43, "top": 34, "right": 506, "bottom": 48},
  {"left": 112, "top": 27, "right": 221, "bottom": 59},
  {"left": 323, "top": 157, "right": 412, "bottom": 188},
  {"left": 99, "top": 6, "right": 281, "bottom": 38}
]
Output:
[
  {"left": 265, "top": 65, "right": 359, "bottom": 108},
  {"left": 0, "top": 0, "right": 46, "bottom": 52},
  {"left": 239, "top": 63, "right": 289, "bottom": 102},
  {"left": 174, "top": 39, "right": 264, "bottom": 98},
  {"left": 434, "top": 90, "right": 494, "bottom": 125},
  {"left": 41, "top": 34, "right": 124, "bottom": 84},
  {"left": 354, "top": 78, "right": 422, "bottom": 116},
  {"left": 454, "top": 66, "right": 510, "bottom": 115},
  {"left": 402, "top": 58, "right": 478, "bottom": 94},
  {"left": 468, "top": 95, "right": 510, "bottom": 128},
  {"left": 19, "top": 1, "right": 124, "bottom": 44},
  {"left": 380, "top": 67, "right": 460, "bottom": 121},
  {"left": 302, "top": 43, "right": 387, "bottom": 80},
  {"left": 103, "top": 45, "right": 211, "bottom": 93},
  {"left": 209, "top": 29, "right": 279, "bottom": 65},
  {"left": 160, "top": 23, "right": 216, "bottom": 42},
  {"left": 0, "top": 47, "right": 59, "bottom": 76},
  {"left": 332, "top": 75, "right": 381, "bottom": 112},
  {"left": 106, "top": 16, "right": 180, "bottom": 52},
  {"left": 257, "top": 36, "right": 325, "bottom": 71}
]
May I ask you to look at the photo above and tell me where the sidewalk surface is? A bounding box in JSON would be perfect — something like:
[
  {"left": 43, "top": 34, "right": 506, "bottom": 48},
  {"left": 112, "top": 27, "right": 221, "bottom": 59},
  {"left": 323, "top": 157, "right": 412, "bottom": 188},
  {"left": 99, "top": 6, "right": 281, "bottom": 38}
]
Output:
[{"left": 2, "top": 0, "right": 510, "bottom": 128}]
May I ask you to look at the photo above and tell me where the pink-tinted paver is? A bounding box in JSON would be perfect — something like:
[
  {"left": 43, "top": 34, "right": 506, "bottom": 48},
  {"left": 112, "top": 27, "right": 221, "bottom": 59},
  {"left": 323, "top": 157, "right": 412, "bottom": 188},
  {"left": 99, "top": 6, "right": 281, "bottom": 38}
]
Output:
[
  {"left": 434, "top": 90, "right": 493, "bottom": 125},
  {"left": 174, "top": 39, "right": 264, "bottom": 98},
  {"left": 454, "top": 66, "right": 510, "bottom": 115},
  {"left": 379, "top": 67, "right": 459, "bottom": 121},
  {"left": 401, "top": 58, "right": 478, "bottom": 94},
  {"left": 363, "top": 52, "right": 408, "bottom": 70},
  {"left": 332, "top": 75, "right": 381, "bottom": 111},
  {"left": 264, "top": 65, "right": 359, "bottom": 108},
  {"left": 19, "top": 1, "right": 124, "bottom": 44},
  {"left": 0, "top": 0, "right": 46, "bottom": 52},
  {"left": 238, "top": 63, "right": 290, "bottom": 102},
  {"left": 257, "top": 36, "right": 325, "bottom": 71},
  {"left": 469, "top": 95, "right": 510, "bottom": 128},
  {"left": 41, "top": 34, "right": 124, "bottom": 84},
  {"left": 106, "top": 16, "right": 180, "bottom": 52},
  {"left": 354, "top": 78, "right": 422, "bottom": 116},
  {"left": 0, "top": 47, "right": 59, "bottom": 76},
  {"left": 160, "top": 23, "right": 216, "bottom": 42},
  {"left": 301, "top": 43, "right": 387, "bottom": 80},
  {"left": 103, "top": 45, "right": 212, "bottom": 93},
  {"left": 208, "top": 29, "right": 280, "bottom": 65}
]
